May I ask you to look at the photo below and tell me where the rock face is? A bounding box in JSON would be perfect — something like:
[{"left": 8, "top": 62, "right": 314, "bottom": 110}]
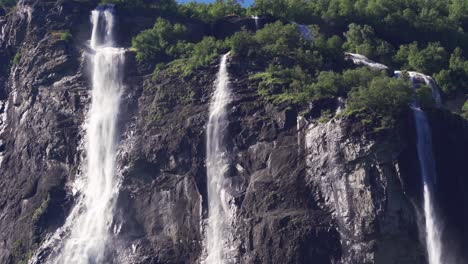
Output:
[
  {"left": 0, "top": 1, "right": 95, "bottom": 263},
  {"left": 304, "top": 118, "right": 423, "bottom": 264},
  {"left": 0, "top": 1, "right": 467, "bottom": 264}
]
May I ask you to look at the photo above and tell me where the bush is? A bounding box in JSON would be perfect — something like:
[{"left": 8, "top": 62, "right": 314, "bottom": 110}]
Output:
[
  {"left": 416, "top": 85, "right": 436, "bottom": 109},
  {"left": 59, "top": 31, "right": 73, "bottom": 42},
  {"left": 32, "top": 194, "right": 50, "bottom": 223},
  {"left": 226, "top": 30, "right": 256, "bottom": 57},
  {"left": 308, "top": 71, "right": 344, "bottom": 99},
  {"left": 394, "top": 42, "right": 448, "bottom": 74},
  {"left": 178, "top": 0, "right": 245, "bottom": 23},
  {"left": 12, "top": 51, "right": 21, "bottom": 65},
  {"left": 131, "top": 18, "right": 187, "bottom": 62},
  {"left": 255, "top": 21, "right": 301, "bottom": 57},
  {"left": 434, "top": 47, "right": 468, "bottom": 96},
  {"left": 462, "top": 100, "right": 468, "bottom": 119},
  {"left": 346, "top": 76, "right": 413, "bottom": 130},
  {"left": 343, "top": 23, "right": 394, "bottom": 64}
]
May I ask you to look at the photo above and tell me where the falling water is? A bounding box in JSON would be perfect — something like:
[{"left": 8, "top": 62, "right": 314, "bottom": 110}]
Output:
[
  {"left": 407, "top": 74, "right": 443, "bottom": 264},
  {"left": 415, "top": 109, "right": 443, "bottom": 264},
  {"left": 344, "top": 52, "right": 388, "bottom": 70},
  {"left": 204, "top": 53, "right": 238, "bottom": 264},
  {"left": 345, "top": 54, "right": 444, "bottom": 264},
  {"left": 52, "top": 6, "right": 125, "bottom": 264},
  {"left": 251, "top": 15, "right": 259, "bottom": 30}
]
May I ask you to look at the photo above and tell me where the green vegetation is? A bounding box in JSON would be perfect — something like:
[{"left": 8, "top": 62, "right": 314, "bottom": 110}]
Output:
[
  {"left": 60, "top": 30, "right": 73, "bottom": 42},
  {"left": 12, "top": 51, "right": 21, "bottom": 65},
  {"left": 343, "top": 23, "right": 393, "bottom": 65},
  {"left": 178, "top": 0, "right": 245, "bottom": 23},
  {"left": 11, "top": 239, "right": 34, "bottom": 264},
  {"left": 250, "top": 0, "right": 468, "bottom": 97},
  {"left": 100, "top": 0, "right": 177, "bottom": 11},
  {"left": 32, "top": 194, "right": 50, "bottom": 223},
  {"left": 345, "top": 77, "right": 413, "bottom": 130},
  {"left": 132, "top": 18, "right": 189, "bottom": 62},
  {"left": 462, "top": 100, "right": 468, "bottom": 119},
  {"left": 129, "top": 0, "right": 467, "bottom": 129}
]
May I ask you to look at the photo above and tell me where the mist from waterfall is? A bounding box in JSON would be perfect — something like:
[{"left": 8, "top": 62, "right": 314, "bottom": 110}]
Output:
[
  {"left": 203, "top": 53, "right": 238, "bottom": 264},
  {"left": 51, "top": 6, "right": 125, "bottom": 264}
]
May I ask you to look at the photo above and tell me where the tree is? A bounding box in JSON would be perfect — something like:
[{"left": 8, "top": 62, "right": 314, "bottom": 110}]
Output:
[
  {"left": 395, "top": 42, "right": 448, "bottom": 74},
  {"left": 346, "top": 76, "right": 413, "bottom": 129},
  {"left": 462, "top": 100, "right": 468, "bottom": 119},
  {"left": 131, "top": 18, "right": 187, "bottom": 62},
  {"left": 343, "top": 23, "right": 393, "bottom": 63}
]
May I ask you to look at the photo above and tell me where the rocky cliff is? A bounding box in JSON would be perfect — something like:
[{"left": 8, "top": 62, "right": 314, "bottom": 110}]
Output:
[{"left": 0, "top": 1, "right": 467, "bottom": 264}]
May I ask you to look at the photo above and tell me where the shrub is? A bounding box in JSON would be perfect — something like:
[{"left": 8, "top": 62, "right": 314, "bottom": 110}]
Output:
[
  {"left": 131, "top": 18, "right": 187, "bottom": 62},
  {"left": 184, "top": 36, "right": 226, "bottom": 74},
  {"left": 394, "top": 42, "right": 448, "bottom": 74},
  {"left": 226, "top": 30, "right": 256, "bottom": 57},
  {"left": 462, "top": 100, "right": 468, "bottom": 119},
  {"left": 60, "top": 31, "right": 72, "bottom": 42},
  {"left": 346, "top": 76, "right": 413, "bottom": 130},
  {"left": 12, "top": 51, "right": 21, "bottom": 65},
  {"left": 255, "top": 21, "right": 301, "bottom": 57},
  {"left": 342, "top": 23, "right": 394, "bottom": 64},
  {"left": 32, "top": 194, "right": 50, "bottom": 223},
  {"left": 416, "top": 85, "right": 436, "bottom": 109},
  {"left": 308, "top": 71, "right": 344, "bottom": 99},
  {"left": 178, "top": 0, "right": 245, "bottom": 23}
]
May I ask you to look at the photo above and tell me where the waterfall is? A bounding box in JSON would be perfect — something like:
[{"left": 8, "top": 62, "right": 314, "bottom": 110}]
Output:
[
  {"left": 406, "top": 74, "right": 443, "bottom": 264},
  {"left": 345, "top": 54, "right": 444, "bottom": 264},
  {"left": 416, "top": 109, "right": 443, "bottom": 264},
  {"left": 251, "top": 15, "right": 259, "bottom": 30},
  {"left": 203, "top": 53, "right": 238, "bottom": 264},
  {"left": 51, "top": 6, "right": 125, "bottom": 263},
  {"left": 344, "top": 52, "right": 388, "bottom": 70}
]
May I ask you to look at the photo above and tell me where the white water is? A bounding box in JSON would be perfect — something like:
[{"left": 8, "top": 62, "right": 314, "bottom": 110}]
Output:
[
  {"left": 344, "top": 52, "right": 388, "bottom": 70},
  {"left": 346, "top": 54, "right": 444, "bottom": 264},
  {"left": 204, "top": 53, "right": 238, "bottom": 264},
  {"left": 251, "top": 15, "right": 259, "bottom": 30},
  {"left": 406, "top": 75, "right": 443, "bottom": 264},
  {"left": 51, "top": 7, "right": 125, "bottom": 264},
  {"left": 394, "top": 71, "right": 442, "bottom": 106}
]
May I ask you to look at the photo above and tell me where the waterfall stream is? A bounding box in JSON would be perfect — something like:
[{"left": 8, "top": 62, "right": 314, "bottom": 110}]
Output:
[
  {"left": 345, "top": 53, "right": 444, "bottom": 264},
  {"left": 407, "top": 76, "right": 443, "bottom": 264},
  {"left": 52, "top": 6, "right": 124, "bottom": 263},
  {"left": 251, "top": 15, "right": 259, "bottom": 30},
  {"left": 204, "top": 53, "right": 238, "bottom": 264}
]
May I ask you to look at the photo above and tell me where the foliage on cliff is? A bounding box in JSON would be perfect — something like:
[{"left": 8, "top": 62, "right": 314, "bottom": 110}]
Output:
[{"left": 129, "top": 0, "right": 467, "bottom": 129}]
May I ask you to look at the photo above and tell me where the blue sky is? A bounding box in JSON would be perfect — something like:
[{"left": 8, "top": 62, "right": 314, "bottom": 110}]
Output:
[{"left": 176, "top": 0, "right": 254, "bottom": 7}]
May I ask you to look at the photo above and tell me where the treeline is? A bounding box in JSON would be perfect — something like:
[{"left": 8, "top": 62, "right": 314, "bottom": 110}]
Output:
[{"left": 129, "top": 0, "right": 468, "bottom": 126}]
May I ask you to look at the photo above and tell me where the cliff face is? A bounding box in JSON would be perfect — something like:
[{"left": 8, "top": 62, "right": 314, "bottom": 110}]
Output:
[
  {"left": 0, "top": 1, "right": 94, "bottom": 262},
  {"left": 0, "top": 2, "right": 467, "bottom": 264}
]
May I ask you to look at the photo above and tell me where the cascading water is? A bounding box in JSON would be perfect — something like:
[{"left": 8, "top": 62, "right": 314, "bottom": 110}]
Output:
[
  {"left": 404, "top": 73, "right": 443, "bottom": 264},
  {"left": 344, "top": 52, "right": 388, "bottom": 70},
  {"left": 51, "top": 6, "right": 125, "bottom": 263},
  {"left": 203, "top": 53, "right": 238, "bottom": 264},
  {"left": 345, "top": 53, "right": 444, "bottom": 264},
  {"left": 251, "top": 15, "right": 259, "bottom": 30}
]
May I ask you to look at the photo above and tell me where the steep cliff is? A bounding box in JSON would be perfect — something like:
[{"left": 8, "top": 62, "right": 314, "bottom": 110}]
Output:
[{"left": 0, "top": 1, "right": 467, "bottom": 264}]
